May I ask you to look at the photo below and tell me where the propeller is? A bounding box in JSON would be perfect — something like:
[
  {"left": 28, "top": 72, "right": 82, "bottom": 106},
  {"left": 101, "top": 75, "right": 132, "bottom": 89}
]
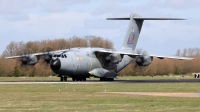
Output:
[
  {"left": 105, "top": 49, "right": 123, "bottom": 64},
  {"left": 39, "top": 46, "right": 54, "bottom": 70},
  {"left": 15, "top": 48, "right": 37, "bottom": 72},
  {"left": 132, "top": 49, "right": 152, "bottom": 73}
]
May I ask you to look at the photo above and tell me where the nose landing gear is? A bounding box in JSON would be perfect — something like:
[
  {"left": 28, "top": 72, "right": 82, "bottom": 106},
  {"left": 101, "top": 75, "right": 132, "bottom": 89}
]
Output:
[{"left": 58, "top": 74, "right": 67, "bottom": 82}]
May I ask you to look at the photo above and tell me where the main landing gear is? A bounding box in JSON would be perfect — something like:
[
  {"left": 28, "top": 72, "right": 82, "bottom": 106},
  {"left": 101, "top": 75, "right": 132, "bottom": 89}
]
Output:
[
  {"left": 72, "top": 77, "right": 86, "bottom": 81},
  {"left": 58, "top": 74, "right": 87, "bottom": 82},
  {"left": 100, "top": 78, "right": 114, "bottom": 81},
  {"left": 58, "top": 74, "right": 114, "bottom": 82}
]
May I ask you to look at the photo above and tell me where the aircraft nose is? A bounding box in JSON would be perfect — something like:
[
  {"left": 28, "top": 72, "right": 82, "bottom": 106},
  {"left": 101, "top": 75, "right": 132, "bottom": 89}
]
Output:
[{"left": 50, "top": 58, "right": 61, "bottom": 70}]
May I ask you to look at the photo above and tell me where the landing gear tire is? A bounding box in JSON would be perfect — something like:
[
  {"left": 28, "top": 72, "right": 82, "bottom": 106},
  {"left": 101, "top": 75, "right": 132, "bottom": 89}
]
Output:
[
  {"left": 72, "top": 77, "right": 86, "bottom": 81},
  {"left": 59, "top": 75, "right": 67, "bottom": 82},
  {"left": 72, "top": 78, "right": 76, "bottom": 81},
  {"left": 100, "top": 78, "right": 114, "bottom": 81},
  {"left": 110, "top": 78, "right": 114, "bottom": 81},
  {"left": 63, "top": 76, "right": 67, "bottom": 81},
  {"left": 60, "top": 76, "right": 63, "bottom": 81}
]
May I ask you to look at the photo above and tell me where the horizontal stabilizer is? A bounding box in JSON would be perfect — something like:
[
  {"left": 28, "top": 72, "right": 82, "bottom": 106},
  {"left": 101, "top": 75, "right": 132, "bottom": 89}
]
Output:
[
  {"left": 107, "top": 18, "right": 130, "bottom": 20},
  {"left": 107, "top": 17, "right": 185, "bottom": 20}
]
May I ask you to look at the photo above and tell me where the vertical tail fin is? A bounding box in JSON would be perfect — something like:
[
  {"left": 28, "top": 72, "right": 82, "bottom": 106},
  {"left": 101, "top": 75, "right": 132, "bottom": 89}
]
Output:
[
  {"left": 107, "top": 13, "right": 185, "bottom": 51},
  {"left": 121, "top": 13, "right": 143, "bottom": 50},
  {"left": 107, "top": 13, "right": 144, "bottom": 51}
]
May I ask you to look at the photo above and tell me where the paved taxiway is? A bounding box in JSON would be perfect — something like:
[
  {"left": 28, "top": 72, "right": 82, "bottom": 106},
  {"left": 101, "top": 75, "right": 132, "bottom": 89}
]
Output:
[
  {"left": 106, "top": 92, "right": 200, "bottom": 98},
  {"left": 0, "top": 79, "right": 199, "bottom": 84}
]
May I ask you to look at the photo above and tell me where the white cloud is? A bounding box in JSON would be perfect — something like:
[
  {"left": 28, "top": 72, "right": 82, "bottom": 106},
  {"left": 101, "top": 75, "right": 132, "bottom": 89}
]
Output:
[
  {"left": 164, "top": 0, "right": 200, "bottom": 9},
  {"left": 4, "top": 13, "right": 29, "bottom": 21},
  {"left": 1, "top": 0, "right": 200, "bottom": 55},
  {"left": 10, "top": 12, "right": 92, "bottom": 37},
  {"left": 92, "top": 0, "right": 118, "bottom": 15},
  {"left": 0, "top": 0, "right": 39, "bottom": 22},
  {"left": 84, "top": 18, "right": 124, "bottom": 29},
  {"left": 0, "top": 0, "right": 38, "bottom": 14},
  {"left": 41, "top": 0, "right": 94, "bottom": 12}
]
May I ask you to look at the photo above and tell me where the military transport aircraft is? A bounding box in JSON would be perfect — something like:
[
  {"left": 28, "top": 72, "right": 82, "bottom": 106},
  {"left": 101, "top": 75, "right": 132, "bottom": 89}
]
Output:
[{"left": 6, "top": 13, "right": 194, "bottom": 81}]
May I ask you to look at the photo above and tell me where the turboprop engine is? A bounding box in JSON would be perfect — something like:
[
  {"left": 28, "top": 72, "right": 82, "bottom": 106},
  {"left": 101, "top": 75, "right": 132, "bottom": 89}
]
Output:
[
  {"left": 106, "top": 53, "right": 123, "bottom": 64},
  {"left": 135, "top": 49, "right": 152, "bottom": 66},
  {"left": 21, "top": 54, "right": 38, "bottom": 65},
  {"left": 135, "top": 55, "right": 152, "bottom": 66},
  {"left": 132, "top": 49, "right": 153, "bottom": 73},
  {"left": 15, "top": 48, "right": 38, "bottom": 71},
  {"left": 38, "top": 47, "right": 54, "bottom": 69}
]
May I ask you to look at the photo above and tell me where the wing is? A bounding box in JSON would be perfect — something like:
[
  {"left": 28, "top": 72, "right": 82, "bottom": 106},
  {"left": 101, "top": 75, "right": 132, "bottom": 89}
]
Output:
[
  {"left": 94, "top": 49, "right": 194, "bottom": 60},
  {"left": 5, "top": 49, "right": 69, "bottom": 59},
  {"left": 149, "top": 54, "right": 194, "bottom": 60}
]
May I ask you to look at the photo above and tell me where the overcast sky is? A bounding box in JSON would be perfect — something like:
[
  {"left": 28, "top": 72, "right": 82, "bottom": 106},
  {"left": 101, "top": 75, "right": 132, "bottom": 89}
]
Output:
[{"left": 0, "top": 0, "right": 200, "bottom": 55}]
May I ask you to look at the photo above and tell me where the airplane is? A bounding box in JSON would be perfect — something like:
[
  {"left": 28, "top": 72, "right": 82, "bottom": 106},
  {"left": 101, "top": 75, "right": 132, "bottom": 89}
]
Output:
[{"left": 5, "top": 13, "right": 194, "bottom": 81}]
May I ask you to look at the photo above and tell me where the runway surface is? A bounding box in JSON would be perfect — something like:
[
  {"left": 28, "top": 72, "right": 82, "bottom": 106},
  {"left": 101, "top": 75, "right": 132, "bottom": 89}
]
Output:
[{"left": 0, "top": 79, "right": 199, "bottom": 84}]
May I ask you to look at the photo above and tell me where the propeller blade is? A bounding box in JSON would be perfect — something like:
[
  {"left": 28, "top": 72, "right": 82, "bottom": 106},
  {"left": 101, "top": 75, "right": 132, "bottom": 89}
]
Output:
[
  {"left": 39, "top": 46, "right": 54, "bottom": 70},
  {"left": 132, "top": 61, "right": 150, "bottom": 73},
  {"left": 16, "top": 58, "right": 34, "bottom": 72},
  {"left": 132, "top": 48, "right": 151, "bottom": 73}
]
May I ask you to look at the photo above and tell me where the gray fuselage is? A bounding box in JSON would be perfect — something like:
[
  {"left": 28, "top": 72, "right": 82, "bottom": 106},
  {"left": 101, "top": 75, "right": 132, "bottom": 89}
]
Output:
[{"left": 50, "top": 48, "right": 133, "bottom": 78}]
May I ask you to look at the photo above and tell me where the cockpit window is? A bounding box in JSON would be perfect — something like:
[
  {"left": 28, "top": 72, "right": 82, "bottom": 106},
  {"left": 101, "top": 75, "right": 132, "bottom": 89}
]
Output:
[
  {"left": 64, "top": 54, "right": 67, "bottom": 58},
  {"left": 61, "top": 54, "right": 67, "bottom": 58}
]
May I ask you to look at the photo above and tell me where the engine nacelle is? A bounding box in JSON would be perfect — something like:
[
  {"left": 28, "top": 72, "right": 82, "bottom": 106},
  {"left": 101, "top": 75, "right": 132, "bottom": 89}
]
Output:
[
  {"left": 106, "top": 53, "right": 123, "bottom": 64},
  {"left": 44, "top": 54, "right": 52, "bottom": 63},
  {"left": 136, "top": 55, "right": 152, "bottom": 66},
  {"left": 22, "top": 54, "right": 38, "bottom": 65}
]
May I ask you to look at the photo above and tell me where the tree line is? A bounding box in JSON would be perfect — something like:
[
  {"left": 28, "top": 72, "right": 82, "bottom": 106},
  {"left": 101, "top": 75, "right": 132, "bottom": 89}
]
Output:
[{"left": 0, "top": 36, "right": 199, "bottom": 77}]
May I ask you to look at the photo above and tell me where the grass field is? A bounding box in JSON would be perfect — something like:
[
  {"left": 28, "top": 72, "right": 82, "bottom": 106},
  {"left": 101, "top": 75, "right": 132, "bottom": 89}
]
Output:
[
  {"left": 0, "top": 78, "right": 200, "bottom": 112},
  {"left": 0, "top": 76, "right": 199, "bottom": 112}
]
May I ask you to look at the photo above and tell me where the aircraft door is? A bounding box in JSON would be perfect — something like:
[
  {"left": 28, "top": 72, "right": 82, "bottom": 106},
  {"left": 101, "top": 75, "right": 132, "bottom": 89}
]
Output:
[
  {"left": 75, "top": 64, "right": 80, "bottom": 73},
  {"left": 73, "top": 56, "right": 89, "bottom": 75},
  {"left": 73, "top": 53, "right": 83, "bottom": 74},
  {"left": 73, "top": 62, "right": 79, "bottom": 74}
]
